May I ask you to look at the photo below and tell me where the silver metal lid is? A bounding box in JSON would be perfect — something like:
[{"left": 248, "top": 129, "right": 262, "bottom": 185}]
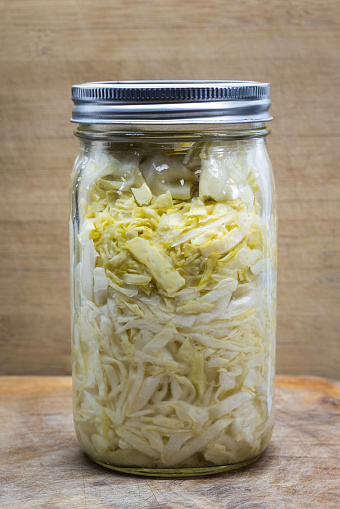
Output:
[{"left": 71, "top": 81, "right": 272, "bottom": 125}]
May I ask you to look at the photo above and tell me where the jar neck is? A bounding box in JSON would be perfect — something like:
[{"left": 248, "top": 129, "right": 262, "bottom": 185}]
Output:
[{"left": 74, "top": 122, "right": 270, "bottom": 142}]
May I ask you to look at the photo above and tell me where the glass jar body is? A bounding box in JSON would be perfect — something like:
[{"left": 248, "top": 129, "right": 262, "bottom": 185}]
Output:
[{"left": 70, "top": 125, "right": 277, "bottom": 476}]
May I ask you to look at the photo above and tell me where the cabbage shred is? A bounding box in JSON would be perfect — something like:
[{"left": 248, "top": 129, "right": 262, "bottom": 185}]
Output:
[{"left": 72, "top": 141, "right": 275, "bottom": 469}]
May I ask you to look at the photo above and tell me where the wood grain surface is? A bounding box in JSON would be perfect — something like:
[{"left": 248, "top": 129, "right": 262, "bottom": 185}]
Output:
[
  {"left": 0, "top": 0, "right": 339, "bottom": 376},
  {"left": 0, "top": 376, "right": 339, "bottom": 508}
]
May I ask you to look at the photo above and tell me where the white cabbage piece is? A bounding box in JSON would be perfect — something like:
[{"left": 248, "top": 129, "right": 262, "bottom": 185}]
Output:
[
  {"left": 199, "top": 142, "right": 251, "bottom": 202},
  {"left": 93, "top": 267, "right": 108, "bottom": 306},
  {"left": 80, "top": 148, "right": 145, "bottom": 201},
  {"left": 140, "top": 152, "right": 195, "bottom": 200},
  {"left": 131, "top": 183, "right": 153, "bottom": 206},
  {"left": 81, "top": 239, "right": 98, "bottom": 301},
  {"left": 72, "top": 142, "right": 275, "bottom": 469},
  {"left": 126, "top": 237, "right": 185, "bottom": 295},
  {"left": 199, "top": 221, "right": 249, "bottom": 257}
]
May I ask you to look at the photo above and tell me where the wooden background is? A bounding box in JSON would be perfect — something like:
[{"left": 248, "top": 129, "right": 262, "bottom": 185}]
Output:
[{"left": 0, "top": 0, "right": 339, "bottom": 377}]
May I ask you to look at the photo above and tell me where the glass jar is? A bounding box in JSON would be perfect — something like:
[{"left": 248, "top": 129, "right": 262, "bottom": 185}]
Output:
[{"left": 70, "top": 81, "right": 277, "bottom": 477}]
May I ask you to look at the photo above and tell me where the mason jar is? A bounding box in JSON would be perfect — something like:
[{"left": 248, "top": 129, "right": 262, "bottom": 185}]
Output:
[{"left": 70, "top": 81, "right": 277, "bottom": 477}]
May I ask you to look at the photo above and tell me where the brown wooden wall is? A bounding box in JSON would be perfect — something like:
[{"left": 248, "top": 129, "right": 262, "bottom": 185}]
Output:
[{"left": 0, "top": 0, "right": 339, "bottom": 377}]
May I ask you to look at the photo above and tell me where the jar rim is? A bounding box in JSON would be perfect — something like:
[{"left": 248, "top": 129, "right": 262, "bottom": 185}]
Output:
[{"left": 71, "top": 80, "right": 272, "bottom": 125}]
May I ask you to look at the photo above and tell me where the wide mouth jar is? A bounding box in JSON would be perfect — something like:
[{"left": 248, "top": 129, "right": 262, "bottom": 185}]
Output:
[{"left": 70, "top": 81, "right": 277, "bottom": 477}]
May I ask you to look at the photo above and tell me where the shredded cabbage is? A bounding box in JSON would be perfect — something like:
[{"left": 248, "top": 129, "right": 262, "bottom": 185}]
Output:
[{"left": 72, "top": 140, "right": 276, "bottom": 469}]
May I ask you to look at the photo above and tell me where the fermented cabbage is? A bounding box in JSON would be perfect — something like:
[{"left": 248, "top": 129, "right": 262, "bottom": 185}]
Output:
[{"left": 71, "top": 140, "right": 275, "bottom": 469}]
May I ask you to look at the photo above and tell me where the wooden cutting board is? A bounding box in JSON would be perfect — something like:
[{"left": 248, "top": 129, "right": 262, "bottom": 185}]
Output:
[{"left": 0, "top": 376, "right": 339, "bottom": 508}]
